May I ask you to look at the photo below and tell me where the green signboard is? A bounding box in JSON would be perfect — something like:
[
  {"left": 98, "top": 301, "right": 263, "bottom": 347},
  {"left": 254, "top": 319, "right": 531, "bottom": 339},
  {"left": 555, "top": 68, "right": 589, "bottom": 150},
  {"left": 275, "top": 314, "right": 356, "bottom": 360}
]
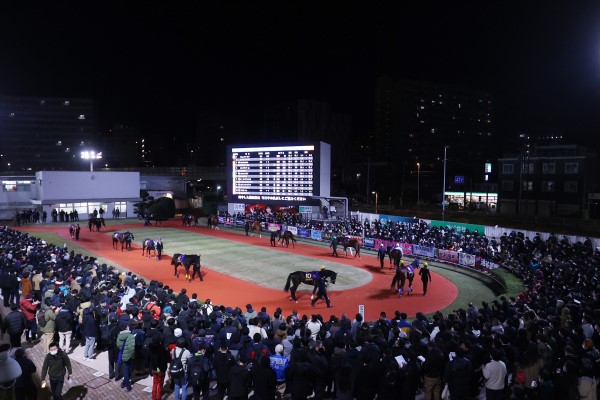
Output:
[{"left": 429, "top": 220, "right": 485, "bottom": 235}]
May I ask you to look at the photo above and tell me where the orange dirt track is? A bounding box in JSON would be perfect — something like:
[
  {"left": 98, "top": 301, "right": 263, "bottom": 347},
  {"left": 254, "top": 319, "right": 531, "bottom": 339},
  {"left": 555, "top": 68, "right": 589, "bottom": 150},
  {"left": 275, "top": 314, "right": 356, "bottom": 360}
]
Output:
[{"left": 20, "top": 221, "right": 458, "bottom": 321}]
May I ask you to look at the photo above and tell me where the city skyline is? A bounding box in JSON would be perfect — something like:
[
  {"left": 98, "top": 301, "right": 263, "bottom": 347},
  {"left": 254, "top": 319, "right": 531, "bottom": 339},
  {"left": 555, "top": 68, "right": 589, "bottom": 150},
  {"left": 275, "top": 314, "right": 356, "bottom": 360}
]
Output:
[{"left": 1, "top": 2, "right": 600, "bottom": 150}]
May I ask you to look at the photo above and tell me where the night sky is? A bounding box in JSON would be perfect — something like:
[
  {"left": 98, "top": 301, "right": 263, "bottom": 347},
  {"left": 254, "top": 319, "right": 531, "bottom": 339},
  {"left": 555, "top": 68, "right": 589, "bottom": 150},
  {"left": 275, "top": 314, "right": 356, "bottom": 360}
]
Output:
[{"left": 1, "top": 2, "right": 600, "bottom": 149}]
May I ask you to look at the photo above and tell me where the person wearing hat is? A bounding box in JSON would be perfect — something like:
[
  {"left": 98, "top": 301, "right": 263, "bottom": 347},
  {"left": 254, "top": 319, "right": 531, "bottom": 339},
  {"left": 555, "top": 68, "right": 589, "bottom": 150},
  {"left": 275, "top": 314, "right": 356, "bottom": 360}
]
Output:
[
  {"left": 311, "top": 274, "right": 331, "bottom": 308},
  {"left": 270, "top": 344, "right": 289, "bottom": 386},
  {"left": 377, "top": 243, "right": 387, "bottom": 269},
  {"left": 419, "top": 261, "right": 432, "bottom": 296}
]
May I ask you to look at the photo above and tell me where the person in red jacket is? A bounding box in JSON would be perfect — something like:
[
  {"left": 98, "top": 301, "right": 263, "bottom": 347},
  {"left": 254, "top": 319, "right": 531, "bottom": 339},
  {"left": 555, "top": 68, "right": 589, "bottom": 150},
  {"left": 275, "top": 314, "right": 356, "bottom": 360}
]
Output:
[{"left": 19, "top": 293, "right": 40, "bottom": 342}]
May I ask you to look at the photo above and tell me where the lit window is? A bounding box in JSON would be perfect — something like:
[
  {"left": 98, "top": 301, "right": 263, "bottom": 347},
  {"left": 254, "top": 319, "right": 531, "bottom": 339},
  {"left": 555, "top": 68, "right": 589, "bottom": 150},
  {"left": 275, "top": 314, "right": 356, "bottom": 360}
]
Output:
[
  {"left": 431, "top": 128, "right": 435, "bottom": 133},
  {"left": 56, "top": 141, "right": 62, "bottom": 146},
  {"left": 64, "top": 100, "right": 70, "bottom": 106},
  {"left": 565, "top": 162, "right": 579, "bottom": 174},
  {"left": 78, "top": 114, "right": 86, "bottom": 120},
  {"left": 40, "top": 100, "right": 45, "bottom": 105},
  {"left": 522, "top": 181, "right": 533, "bottom": 191},
  {"left": 9, "top": 112, "right": 14, "bottom": 117}
]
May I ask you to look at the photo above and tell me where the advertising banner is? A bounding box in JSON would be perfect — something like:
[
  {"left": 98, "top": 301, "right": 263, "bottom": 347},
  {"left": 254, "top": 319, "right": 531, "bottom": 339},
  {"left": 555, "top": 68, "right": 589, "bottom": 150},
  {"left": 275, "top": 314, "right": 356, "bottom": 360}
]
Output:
[
  {"left": 401, "top": 243, "right": 413, "bottom": 256},
  {"left": 477, "top": 258, "right": 500, "bottom": 271},
  {"left": 429, "top": 220, "right": 485, "bottom": 235},
  {"left": 218, "top": 216, "right": 225, "bottom": 224},
  {"left": 437, "top": 249, "right": 459, "bottom": 263},
  {"left": 311, "top": 230, "right": 322, "bottom": 241},
  {"left": 267, "top": 223, "right": 281, "bottom": 232},
  {"left": 321, "top": 232, "right": 332, "bottom": 241},
  {"left": 379, "top": 215, "right": 417, "bottom": 226},
  {"left": 287, "top": 226, "right": 298, "bottom": 235},
  {"left": 413, "top": 245, "right": 435, "bottom": 258},
  {"left": 363, "top": 237, "right": 375, "bottom": 248},
  {"left": 458, "top": 253, "right": 477, "bottom": 267},
  {"left": 298, "top": 227, "right": 310, "bottom": 238},
  {"left": 235, "top": 220, "right": 244, "bottom": 226}
]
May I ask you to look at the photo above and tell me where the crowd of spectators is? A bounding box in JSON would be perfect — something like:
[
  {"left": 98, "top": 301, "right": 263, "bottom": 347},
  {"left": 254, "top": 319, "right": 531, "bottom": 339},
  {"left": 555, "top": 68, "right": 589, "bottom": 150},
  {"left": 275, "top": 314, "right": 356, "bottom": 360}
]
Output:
[{"left": 1, "top": 220, "right": 600, "bottom": 400}]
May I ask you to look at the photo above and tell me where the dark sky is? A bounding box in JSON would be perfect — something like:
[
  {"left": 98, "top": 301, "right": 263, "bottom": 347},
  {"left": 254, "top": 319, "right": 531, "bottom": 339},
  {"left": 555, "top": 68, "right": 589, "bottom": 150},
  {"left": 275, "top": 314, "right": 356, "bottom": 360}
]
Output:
[{"left": 1, "top": 2, "right": 600, "bottom": 148}]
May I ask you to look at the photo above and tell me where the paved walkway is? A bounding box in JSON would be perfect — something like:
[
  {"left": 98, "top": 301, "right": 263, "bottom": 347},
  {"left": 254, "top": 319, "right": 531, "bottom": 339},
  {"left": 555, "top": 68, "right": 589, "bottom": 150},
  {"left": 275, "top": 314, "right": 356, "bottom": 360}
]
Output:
[{"left": 1, "top": 302, "right": 153, "bottom": 400}]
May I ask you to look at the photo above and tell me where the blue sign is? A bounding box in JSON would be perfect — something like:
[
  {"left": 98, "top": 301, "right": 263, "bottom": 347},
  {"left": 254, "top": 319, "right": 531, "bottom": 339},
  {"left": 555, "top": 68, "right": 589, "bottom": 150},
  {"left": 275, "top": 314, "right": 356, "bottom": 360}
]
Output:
[{"left": 454, "top": 176, "right": 465, "bottom": 184}]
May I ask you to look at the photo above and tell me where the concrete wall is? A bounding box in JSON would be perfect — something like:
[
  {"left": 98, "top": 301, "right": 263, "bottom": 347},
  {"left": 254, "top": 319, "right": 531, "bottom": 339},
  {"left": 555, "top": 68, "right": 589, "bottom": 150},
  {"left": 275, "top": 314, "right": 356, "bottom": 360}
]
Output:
[{"left": 36, "top": 171, "right": 140, "bottom": 200}]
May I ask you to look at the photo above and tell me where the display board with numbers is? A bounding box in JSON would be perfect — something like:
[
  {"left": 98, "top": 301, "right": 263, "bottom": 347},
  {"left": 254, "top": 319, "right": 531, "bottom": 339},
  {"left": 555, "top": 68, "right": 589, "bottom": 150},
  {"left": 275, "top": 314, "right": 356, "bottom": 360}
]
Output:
[{"left": 228, "top": 143, "right": 329, "bottom": 204}]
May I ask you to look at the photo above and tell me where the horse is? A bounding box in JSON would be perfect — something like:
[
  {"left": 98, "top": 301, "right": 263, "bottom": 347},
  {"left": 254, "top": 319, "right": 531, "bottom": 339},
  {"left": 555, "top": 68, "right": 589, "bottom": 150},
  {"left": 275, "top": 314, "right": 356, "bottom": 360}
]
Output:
[
  {"left": 388, "top": 246, "right": 403, "bottom": 269},
  {"left": 284, "top": 269, "right": 337, "bottom": 303},
  {"left": 88, "top": 217, "right": 103, "bottom": 232},
  {"left": 171, "top": 253, "right": 201, "bottom": 282},
  {"left": 249, "top": 221, "right": 262, "bottom": 238},
  {"left": 210, "top": 215, "right": 219, "bottom": 230},
  {"left": 341, "top": 237, "right": 361, "bottom": 259},
  {"left": 67, "top": 224, "right": 75, "bottom": 239},
  {"left": 112, "top": 231, "right": 134, "bottom": 251},
  {"left": 142, "top": 238, "right": 156, "bottom": 259},
  {"left": 391, "top": 263, "right": 415, "bottom": 297},
  {"left": 277, "top": 231, "right": 297, "bottom": 248}
]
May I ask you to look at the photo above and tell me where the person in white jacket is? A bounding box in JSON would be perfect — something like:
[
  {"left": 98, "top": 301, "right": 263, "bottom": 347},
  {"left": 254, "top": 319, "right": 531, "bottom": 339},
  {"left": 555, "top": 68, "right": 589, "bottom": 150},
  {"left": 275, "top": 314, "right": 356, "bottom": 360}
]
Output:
[{"left": 482, "top": 349, "right": 507, "bottom": 400}]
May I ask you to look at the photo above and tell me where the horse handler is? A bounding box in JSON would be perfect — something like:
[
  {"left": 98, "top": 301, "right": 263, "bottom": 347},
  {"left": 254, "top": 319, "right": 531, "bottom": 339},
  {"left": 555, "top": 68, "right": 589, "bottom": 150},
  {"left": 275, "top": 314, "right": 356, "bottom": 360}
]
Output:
[
  {"left": 377, "top": 243, "right": 386, "bottom": 269},
  {"left": 191, "top": 258, "right": 203, "bottom": 282},
  {"left": 329, "top": 236, "right": 339, "bottom": 257},
  {"left": 419, "top": 262, "right": 432, "bottom": 296},
  {"left": 270, "top": 230, "right": 278, "bottom": 247},
  {"left": 311, "top": 275, "right": 331, "bottom": 308}
]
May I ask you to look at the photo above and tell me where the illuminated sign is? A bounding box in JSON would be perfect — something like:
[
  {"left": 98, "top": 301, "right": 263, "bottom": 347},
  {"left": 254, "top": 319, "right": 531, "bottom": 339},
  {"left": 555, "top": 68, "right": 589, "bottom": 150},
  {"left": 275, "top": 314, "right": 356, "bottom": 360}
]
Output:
[{"left": 228, "top": 144, "right": 320, "bottom": 204}]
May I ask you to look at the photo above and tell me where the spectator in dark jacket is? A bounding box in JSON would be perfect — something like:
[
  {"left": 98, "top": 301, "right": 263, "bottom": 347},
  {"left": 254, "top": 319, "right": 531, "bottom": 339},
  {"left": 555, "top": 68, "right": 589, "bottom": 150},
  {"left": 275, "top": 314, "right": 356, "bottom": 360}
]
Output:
[
  {"left": 13, "top": 348, "right": 37, "bottom": 400},
  {"left": 213, "top": 342, "right": 236, "bottom": 400},
  {"left": 3, "top": 303, "right": 27, "bottom": 347},
  {"left": 288, "top": 349, "right": 316, "bottom": 400},
  {"left": 228, "top": 353, "right": 252, "bottom": 400},
  {"left": 81, "top": 307, "right": 98, "bottom": 360},
  {"left": 253, "top": 355, "right": 277, "bottom": 400},
  {"left": 55, "top": 306, "right": 74, "bottom": 353},
  {"left": 444, "top": 348, "right": 474, "bottom": 400}
]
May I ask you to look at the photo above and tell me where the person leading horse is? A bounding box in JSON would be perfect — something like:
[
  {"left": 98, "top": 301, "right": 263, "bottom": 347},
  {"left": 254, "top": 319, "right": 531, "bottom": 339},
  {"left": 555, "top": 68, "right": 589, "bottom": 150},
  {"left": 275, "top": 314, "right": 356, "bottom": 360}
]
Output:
[{"left": 284, "top": 266, "right": 337, "bottom": 303}]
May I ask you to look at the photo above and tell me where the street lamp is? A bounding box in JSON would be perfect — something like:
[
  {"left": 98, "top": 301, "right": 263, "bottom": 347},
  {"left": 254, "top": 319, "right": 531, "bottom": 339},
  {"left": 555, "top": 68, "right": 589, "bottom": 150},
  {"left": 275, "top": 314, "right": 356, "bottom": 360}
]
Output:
[
  {"left": 81, "top": 150, "right": 102, "bottom": 172},
  {"left": 372, "top": 191, "right": 378, "bottom": 214},
  {"left": 417, "top": 162, "right": 420, "bottom": 213},
  {"left": 216, "top": 185, "right": 221, "bottom": 201},
  {"left": 442, "top": 146, "right": 449, "bottom": 221}
]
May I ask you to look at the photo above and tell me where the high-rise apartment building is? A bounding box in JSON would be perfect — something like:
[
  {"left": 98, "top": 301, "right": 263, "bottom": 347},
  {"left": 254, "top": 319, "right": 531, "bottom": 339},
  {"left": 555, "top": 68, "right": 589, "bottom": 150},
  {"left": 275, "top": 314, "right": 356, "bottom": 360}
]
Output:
[
  {"left": 0, "top": 96, "right": 97, "bottom": 170},
  {"left": 375, "top": 78, "right": 494, "bottom": 166}
]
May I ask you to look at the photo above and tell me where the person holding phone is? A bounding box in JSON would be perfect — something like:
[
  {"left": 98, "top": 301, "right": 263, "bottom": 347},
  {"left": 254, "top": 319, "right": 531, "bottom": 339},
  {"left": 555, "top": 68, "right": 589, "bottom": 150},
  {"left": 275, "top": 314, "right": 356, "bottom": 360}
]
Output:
[{"left": 41, "top": 342, "right": 73, "bottom": 400}]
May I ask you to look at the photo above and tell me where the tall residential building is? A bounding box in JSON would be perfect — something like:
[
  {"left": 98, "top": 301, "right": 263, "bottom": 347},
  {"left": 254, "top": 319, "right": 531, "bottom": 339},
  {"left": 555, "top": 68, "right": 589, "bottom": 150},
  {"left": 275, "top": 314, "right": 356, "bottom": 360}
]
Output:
[
  {"left": 100, "top": 124, "right": 142, "bottom": 168},
  {"left": 373, "top": 78, "right": 495, "bottom": 203},
  {"left": 0, "top": 96, "right": 97, "bottom": 170},
  {"left": 376, "top": 78, "right": 493, "bottom": 162}
]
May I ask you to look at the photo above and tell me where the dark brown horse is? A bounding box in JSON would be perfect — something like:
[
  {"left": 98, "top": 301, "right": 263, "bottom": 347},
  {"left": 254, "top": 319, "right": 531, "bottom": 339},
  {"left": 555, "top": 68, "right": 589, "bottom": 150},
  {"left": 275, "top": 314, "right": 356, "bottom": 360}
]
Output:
[
  {"left": 142, "top": 238, "right": 156, "bottom": 259},
  {"left": 341, "top": 237, "right": 361, "bottom": 259},
  {"left": 388, "top": 247, "right": 403, "bottom": 269},
  {"left": 210, "top": 215, "right": 219, "bottom": 230},
  {"left": 112, "top": 231, "right": 134, "bottom": 251},
  {"left": 249, "top": 221, "right": 262, "bottom": 238},
  {"left": 171, "top": 253, "right": 201, "bottom": 282},
  {"left": 391, "top": 263, "right": 415, "bottom": 296},
  {"left": 277, "top": 231, "right": 297, "bottom": 248}
]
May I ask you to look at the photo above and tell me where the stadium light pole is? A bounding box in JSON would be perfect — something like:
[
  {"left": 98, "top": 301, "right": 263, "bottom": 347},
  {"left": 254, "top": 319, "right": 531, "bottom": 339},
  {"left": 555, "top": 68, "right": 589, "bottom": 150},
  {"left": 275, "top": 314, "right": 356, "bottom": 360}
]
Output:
[
  {"left": 81, "top": 150, "right": 102, "bottom": 172},
  {"left": 442, "top": 146, "right": 449, "bottom": 221},
  {"left": 372, "top": 191, "right": 378, "bottom": 214},
  {"left": 417, "top": 162, "right": 420, "bottom": 213}
]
